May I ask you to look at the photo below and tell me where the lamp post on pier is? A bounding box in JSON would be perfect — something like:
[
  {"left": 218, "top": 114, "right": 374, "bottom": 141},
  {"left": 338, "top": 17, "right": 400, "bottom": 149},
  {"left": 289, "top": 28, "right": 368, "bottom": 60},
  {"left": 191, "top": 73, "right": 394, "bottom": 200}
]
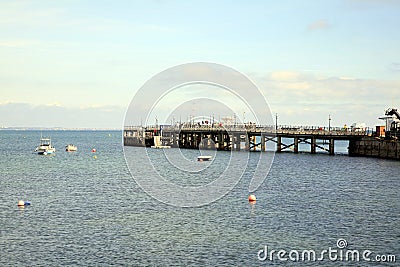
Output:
[{"left": 328, "top": 114, "right": 331, "bottom": 132}]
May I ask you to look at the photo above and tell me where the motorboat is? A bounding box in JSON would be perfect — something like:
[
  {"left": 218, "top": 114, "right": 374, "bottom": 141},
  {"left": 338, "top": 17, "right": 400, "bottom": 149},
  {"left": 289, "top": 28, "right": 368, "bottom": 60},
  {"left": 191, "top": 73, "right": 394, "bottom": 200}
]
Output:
[
  {"left": 197, "top": 155, "right": 212, "bottom": 161},
  {"left": 35, "top": 136, "right": 56, "bottom": 155},
  {"left": 65, "top": 144, "right": 77, "bottom": 152}
]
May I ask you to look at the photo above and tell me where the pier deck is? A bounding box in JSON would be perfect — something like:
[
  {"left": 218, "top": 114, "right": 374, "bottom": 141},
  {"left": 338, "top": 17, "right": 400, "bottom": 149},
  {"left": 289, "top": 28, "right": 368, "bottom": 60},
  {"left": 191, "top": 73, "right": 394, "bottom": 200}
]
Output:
[{"left": 124, "top": 124, "right": 369, "bottom": 155}]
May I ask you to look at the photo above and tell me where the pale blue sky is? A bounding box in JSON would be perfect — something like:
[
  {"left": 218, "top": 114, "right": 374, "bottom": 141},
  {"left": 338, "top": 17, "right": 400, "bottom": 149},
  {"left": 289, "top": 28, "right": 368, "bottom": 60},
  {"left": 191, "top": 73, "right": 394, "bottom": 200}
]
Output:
[{"left": 1, "top": 0, "right": 399, "bottom": 128}]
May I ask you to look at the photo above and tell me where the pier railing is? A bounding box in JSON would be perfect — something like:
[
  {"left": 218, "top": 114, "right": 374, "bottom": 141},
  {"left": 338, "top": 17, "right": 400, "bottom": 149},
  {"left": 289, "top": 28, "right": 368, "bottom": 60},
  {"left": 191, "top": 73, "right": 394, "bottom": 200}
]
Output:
[{"left": 124, "top": 124, "right": 369, "bottom": 137}]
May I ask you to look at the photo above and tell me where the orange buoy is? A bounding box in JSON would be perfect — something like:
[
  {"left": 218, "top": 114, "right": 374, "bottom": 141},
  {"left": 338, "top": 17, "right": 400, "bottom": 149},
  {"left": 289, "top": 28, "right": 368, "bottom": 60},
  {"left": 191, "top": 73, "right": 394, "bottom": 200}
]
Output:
[
  {"left": 91, "top": 148, "right": 97, "bottom": 153},
  {"left": 18, "top": 200, "right": 25, "bottom": 206},
  {"left": 248, "top": 194, "right": 257, "bottom": 202}
]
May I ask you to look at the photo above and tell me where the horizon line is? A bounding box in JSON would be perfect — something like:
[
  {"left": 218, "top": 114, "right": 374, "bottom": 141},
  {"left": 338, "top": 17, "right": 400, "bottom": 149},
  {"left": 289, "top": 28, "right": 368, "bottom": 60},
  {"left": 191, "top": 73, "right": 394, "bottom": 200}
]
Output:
[{"left": 0, "top": 126, "right": 122, "bottom": 131}]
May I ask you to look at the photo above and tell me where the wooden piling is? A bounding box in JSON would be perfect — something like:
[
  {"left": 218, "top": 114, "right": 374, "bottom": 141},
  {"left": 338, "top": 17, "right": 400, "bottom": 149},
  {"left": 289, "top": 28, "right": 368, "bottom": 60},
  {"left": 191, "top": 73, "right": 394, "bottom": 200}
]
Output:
[
  {"left": 294, "top": 137, "right": 299, "bottom": 154},
  {"left": 277, "top": 136, "right": 282, "bottom": 153},
  {"left": 311, "top": 137, "right": 316, "bottom": 154}
]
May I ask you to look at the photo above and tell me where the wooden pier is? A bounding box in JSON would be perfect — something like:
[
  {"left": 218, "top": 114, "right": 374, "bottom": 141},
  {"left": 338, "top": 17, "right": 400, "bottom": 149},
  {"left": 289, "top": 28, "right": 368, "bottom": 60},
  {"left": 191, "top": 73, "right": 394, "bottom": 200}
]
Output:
[{"left": 124, "top": 124, "right": 368, "bottom": 155}]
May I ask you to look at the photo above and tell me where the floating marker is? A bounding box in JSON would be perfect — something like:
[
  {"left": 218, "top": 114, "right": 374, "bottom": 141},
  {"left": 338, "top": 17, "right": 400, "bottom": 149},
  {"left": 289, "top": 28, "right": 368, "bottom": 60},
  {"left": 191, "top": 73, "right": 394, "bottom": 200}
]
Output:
[
  {"left": 17, "top": 200, "right": 31, "bottom": 206},
  {"left": 93, "top": 155, "right": 97, "bottom": 159},
  {"left": 248, "top": 194, "right": 257, "bottom": 202},
  {"left": 92, "top": 148, "right": 97, "bottom": 153}
]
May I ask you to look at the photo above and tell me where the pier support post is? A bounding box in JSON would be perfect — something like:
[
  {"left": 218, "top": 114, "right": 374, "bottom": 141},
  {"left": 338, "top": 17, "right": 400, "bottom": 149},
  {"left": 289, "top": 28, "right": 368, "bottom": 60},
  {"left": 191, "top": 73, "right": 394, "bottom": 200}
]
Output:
[
  {"left": 245, "top": 134, "right": 250, "bottom": 151},
  {"left": 235, "top": 134, "right": 241, "bottom": 151},
  {"left": 176, "top": 132, "right": 180, "bottom": 147},
  {"left": 196, "top": 133, "right": 201, "bottom": 149},
  {"left": 311, "top": 137, "right": 316, "bottom": 154},
  {"left": 171, "top": 132, "right": 175, "bottom": 147},
  {"left": 226, "top": 133, "right": 230, "bottom": 150},
  {"left": 294, "top": 137, "right": 299, "bottom": 153},
  {"left": 222, "top": 133, "right": 226, "bottom": 150},
  {"left": 261, "top": 134, "right": 266, "bottom": 152},
  {"left": 329, "top": 139, "right": 334, "bottom": 155},
  {"left": 229, "top": 134, "right": 233, "bottom": 150},
  {"left": 277, "top": 136, "right": 282, "bottom": 152},
  {"left": 219, "top": 132, "right": 224, "bottom": 150},
  {"left": 199, "top": 133, "right": 204, "bottom": 149}
]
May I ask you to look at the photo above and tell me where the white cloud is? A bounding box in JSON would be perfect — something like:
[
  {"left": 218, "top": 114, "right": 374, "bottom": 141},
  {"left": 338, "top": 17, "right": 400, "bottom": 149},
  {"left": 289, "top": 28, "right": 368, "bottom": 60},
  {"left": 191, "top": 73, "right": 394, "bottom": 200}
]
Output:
[
  {"left": 389, "top": 62, "right": 400, "bottom": 72},
  {"left": 0, "top": 39, "right": 41, "bottom": 48},
  {"left": 0, "top": 102, "right": 125, "bottom": 128},
  {"left": 338, "top": 76, "right": 356, "bottom": 81},
  {"left": 349, "top": 0, "right": 400, "bottom": 7},
  {"left": 307, "top": 19, "right": 330, "bottom": 31},
  {"left": 45, "top": 102, "right": 62, "bottom": 107},
  {"left": 254, "top": 71, "right": 400, "bottom": 126},
  {"left": 269, "top": 71, "right": 301, "bottom": 81},
  {"left": 0, "top": 2, "right": 65, "bottom": 27}
]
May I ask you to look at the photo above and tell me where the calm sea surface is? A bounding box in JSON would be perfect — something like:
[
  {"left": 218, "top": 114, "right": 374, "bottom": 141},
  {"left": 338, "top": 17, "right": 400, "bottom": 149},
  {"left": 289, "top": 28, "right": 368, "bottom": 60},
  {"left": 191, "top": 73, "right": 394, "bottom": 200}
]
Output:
[{"left": 0, "top": 130, "right": 399, "bottom": 266}]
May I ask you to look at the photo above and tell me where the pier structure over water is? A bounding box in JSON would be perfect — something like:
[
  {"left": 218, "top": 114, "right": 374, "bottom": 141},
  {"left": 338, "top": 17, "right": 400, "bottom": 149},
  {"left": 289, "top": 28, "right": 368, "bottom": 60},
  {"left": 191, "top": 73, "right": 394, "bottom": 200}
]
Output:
[{"left": 124, "top": 124, "right": 368, "bottom": 155}]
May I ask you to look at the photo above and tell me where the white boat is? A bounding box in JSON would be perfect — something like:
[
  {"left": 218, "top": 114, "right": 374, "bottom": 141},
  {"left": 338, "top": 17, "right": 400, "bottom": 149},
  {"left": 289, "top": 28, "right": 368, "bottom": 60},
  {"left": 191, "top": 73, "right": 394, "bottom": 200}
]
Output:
[
  {"left": 197, "top": 155, "right": 212, "bottom": 161},
  {"left": 35, "top": 136, "right": 56, "bottom": 155},
  {"left": 65, "top": 144, "right": 77, "bottom": 152},
  {"left": 151, "top": 136, "right": 171, "bottom": 149}
]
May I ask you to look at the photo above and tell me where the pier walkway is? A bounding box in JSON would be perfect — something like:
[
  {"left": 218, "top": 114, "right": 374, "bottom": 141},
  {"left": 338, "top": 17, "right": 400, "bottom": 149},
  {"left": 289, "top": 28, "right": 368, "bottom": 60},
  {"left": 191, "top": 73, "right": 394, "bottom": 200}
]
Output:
[{"left": 124, "top": 124, "right": 369, "bottom": 155}]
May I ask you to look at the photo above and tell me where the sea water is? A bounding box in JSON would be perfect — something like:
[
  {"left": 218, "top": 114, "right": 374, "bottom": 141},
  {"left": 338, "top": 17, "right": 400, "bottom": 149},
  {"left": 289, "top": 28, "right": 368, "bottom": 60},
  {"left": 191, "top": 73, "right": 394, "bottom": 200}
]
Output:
[{"left": 0, "top": 130, "right": 399, "bottom": 266}]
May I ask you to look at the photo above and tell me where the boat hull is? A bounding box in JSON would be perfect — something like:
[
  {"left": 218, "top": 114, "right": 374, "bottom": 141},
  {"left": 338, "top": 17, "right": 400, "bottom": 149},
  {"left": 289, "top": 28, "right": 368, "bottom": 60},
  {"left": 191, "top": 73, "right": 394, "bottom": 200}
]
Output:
[
  {"left": 197, "top": 156, "right": 212, "bottom": 161},
  {"left": 37, "top": 150, "right": 55, "bottom": 155},
  {"left": 65, "top": 144, "right": 77, "bottom": 152},
  {"left": 35, "top": 146, "right": 56, "bottom": 155}
]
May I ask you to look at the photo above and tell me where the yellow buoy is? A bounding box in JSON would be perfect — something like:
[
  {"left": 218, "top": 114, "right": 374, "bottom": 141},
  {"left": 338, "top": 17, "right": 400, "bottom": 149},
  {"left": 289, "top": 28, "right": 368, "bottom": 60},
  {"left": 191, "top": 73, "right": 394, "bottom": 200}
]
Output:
[
  {"left": 18, "top": 200, "right": 25, "bottom": 206},
  {"left": 248, "top": 194, "right": 257, "bottom": 202},
  {"left": 93, "top": 155, "right": 97, "bottom": 159}
]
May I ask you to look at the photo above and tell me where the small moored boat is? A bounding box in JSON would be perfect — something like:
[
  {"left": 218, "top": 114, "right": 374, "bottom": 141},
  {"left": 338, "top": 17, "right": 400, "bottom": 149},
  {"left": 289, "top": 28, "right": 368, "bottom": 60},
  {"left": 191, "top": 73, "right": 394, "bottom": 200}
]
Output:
[
  {"left": 35, "top": 136, "right": 56, "bottom": 155},
  {"left": 65, "top": 144, "right": 77, "bottom": 152},
  {"left": 197, "top": 155, "right": 212, "bottom": 161}
]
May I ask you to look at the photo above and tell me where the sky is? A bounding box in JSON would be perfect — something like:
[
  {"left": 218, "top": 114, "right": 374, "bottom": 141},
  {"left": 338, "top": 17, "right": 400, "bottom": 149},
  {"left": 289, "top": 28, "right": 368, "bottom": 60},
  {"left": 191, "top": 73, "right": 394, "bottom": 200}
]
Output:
[{"left": 1, "top": 0, "right": 399, "bottom": 128}]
